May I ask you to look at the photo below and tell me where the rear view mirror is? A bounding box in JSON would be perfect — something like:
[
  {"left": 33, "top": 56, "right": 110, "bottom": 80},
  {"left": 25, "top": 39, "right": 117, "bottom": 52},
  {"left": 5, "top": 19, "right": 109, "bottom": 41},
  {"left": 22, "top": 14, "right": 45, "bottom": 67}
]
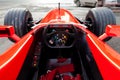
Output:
[
  {"left": 0, "top": 25, "right": 15, "bottom": 37},
  {"left": 0, "top": 25, "right": 20, "bottom": 42},
  {"left": 99, "top": 25, "right": 120, "bottom": 41},
  {"left": 105, "top": 25, "right": 120, "bottom": 37}
]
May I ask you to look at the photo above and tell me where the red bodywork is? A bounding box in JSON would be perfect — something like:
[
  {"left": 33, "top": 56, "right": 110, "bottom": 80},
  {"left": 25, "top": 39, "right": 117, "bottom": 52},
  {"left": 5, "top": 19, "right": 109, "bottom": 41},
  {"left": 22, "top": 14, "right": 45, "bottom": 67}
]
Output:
[{"left": 0, "top": 8, "right": 120, "bottom": 80}]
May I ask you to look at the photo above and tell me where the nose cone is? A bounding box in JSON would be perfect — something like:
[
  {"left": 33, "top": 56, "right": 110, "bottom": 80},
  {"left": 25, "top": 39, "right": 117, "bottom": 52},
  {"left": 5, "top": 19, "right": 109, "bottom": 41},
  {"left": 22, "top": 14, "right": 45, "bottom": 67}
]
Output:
[{"left": 40, "top": 8, "right": 79, "bottom": 23}]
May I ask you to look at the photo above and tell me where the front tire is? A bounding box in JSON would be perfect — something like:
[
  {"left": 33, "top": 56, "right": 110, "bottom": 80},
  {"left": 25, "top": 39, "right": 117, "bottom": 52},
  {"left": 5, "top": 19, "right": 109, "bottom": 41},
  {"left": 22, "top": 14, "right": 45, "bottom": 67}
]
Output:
[
  {"left": 4, "top": 8, "right": 33, "bottom": 37},
  {"left": 85, "top": 7, "right": 116, "bottom": 37}
]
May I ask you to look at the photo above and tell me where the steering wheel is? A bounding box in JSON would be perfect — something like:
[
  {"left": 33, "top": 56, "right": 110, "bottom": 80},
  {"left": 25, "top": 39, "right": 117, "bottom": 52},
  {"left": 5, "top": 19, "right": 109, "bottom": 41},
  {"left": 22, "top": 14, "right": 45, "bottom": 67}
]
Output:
[{"left": 43, "top": 24, "right": 77, "bottom": 48}]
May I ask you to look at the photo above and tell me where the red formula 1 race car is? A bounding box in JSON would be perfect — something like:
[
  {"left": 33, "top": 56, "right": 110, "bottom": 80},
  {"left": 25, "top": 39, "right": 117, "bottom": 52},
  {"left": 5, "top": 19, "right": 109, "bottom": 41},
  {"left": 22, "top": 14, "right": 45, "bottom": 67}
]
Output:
[{"left": 0, "top": 4, "right": 120, "bottom": 80}]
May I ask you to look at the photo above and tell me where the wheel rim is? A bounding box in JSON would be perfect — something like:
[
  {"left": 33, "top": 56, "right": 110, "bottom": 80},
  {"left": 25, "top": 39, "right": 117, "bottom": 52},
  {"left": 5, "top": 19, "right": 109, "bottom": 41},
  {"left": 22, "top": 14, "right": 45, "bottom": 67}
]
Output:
[
  {"left": 86, "top": 18, "right": 95, "bottom": 33},
  {"left": 25, "top": 12, "right": 33, "bottom": 32}
]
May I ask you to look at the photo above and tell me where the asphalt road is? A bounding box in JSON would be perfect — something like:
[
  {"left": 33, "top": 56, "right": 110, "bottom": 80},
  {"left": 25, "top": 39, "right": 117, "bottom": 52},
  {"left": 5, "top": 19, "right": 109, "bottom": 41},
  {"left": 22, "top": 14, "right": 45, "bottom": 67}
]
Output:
[{"left": 0, "top": 2, "right": 120, "bottom": 54}]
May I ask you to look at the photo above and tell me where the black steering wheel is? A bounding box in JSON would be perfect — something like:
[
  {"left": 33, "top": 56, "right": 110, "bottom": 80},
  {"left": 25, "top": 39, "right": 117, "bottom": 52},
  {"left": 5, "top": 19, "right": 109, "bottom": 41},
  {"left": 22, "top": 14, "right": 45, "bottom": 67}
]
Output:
[{"left": 43, "top": 24, "right": 77, "bottom": 48}]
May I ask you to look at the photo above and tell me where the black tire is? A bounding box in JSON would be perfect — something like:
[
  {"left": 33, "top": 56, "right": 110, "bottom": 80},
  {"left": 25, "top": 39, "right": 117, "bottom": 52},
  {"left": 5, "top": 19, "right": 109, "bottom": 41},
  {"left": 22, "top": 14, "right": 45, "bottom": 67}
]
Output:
[
  {"left": 4, "top": 8, "right": 33, "bottom": 37},
  {"left": 102, "top": 0, "right": 105, "bottom": 6},
  {"left": 85, "top": 7, "right": 116, "bottom": 37},
  {"left": 76, "top": 0, "right": 81, "bottom": 7},
  {"left": 74, "top": 0, "right": 78, "bottom": 3},
  {"left": 93, "top": 2, "right": 97, "bottom": 8}
]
